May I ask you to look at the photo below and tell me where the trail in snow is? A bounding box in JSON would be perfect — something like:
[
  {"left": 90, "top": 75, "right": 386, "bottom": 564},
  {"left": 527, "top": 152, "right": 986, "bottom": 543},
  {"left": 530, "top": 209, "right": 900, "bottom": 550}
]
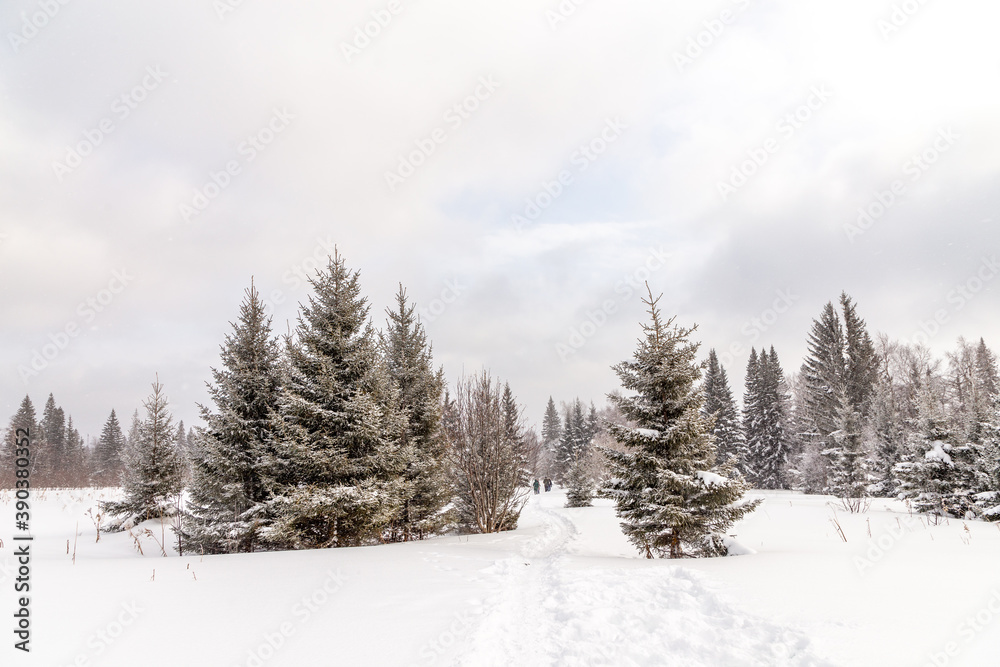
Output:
[{"left": 445, "top": 492, "right": 835, "bottom": 667}]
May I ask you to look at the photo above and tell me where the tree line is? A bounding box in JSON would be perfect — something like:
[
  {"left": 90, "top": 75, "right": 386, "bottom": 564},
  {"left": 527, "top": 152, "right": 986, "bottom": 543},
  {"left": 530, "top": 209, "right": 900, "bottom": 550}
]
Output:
[
  {"left": 1, "top": 251, "right": 534, "bottom": 553},
  {"left": 5, "top": 277, "right": 995, "bottom": 559},
  {"left": 0, "top": 393, "right": 194, "bottom": 489},
  {"left": 702, "top": 292, "right": 1000, "bottom": 517}
]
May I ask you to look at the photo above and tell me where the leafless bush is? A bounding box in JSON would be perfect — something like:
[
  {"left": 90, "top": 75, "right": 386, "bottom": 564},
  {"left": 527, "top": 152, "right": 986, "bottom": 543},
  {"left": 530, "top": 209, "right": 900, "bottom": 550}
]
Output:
[{"left": 444, "top": 371, "right": 529, "bottom": 533}]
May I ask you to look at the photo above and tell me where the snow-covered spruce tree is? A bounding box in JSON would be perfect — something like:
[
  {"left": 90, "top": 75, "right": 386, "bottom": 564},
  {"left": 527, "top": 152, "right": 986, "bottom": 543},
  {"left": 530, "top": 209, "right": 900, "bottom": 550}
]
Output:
[
  {"left": 265, "top": 251, "right": 407, "bottom": 549},
  {"left": 446, "top": 372, "right": 529, "bottom": 533},
  {"left": 38, "top": 394, "right": 67, "bottom": 484},
  {"left": 823, "top": 387, "right": 873, "bottom": 512},
  {"left": 798, "top": 294, "right": 879, "bottom": 496},
  {"left": 703, "top": 349, "right": 744, "bottom": 468},
  {"left": 1, "top": 395, "right": 38, "bottom": 487},
  {"left": 601, "top": 288, "right": 760, "bottom": 559},
  {"left": 93, "top": 409, "right": 127, "bottom": 484},
  {"left": 565, "top": 446, "right": 597, "bottom": 507},
  {"left": 802, "top": 303, "right": 845, "bottom": 439},
  {"left": 895, "top": 374, "right": 986, "bottom": 518},
  {"left": 761, "top": 348, "right": 790, "bottom": 488},
  {"left": 555, "top": 400, "right": 586, "bottom": 482},
  {"left": 585, "top": 403, "right": 600, "bottom": 444},
  {"left": 868, "top": 353, "right": 905, "bottom": 497},
  {"left": 564, "top": 402, "right": 603, "bottom": 507},
  {"left": 102, "top": 379, "right": 186, "bottom": 531},
  {"left": 841, "top": 293, "right": 879, "bottom": 419},
  {"left": 542, "top": 396, "right": 562, "bottom": 456},
  {"left": 741, "top": 349, "right": 762, "bottom": 483},
  {"left": 380, "top": 285, "right": 451, "bottom": 541},
  {"left": 174, "top": 421, "right": 193, "bottom": 483},
  {"left": 978, "top": 393, "right": 1000, "bottom": 517},
  {"left": 64, "top": 416, "right": 87, "bottom": 486},
  {"left": 742, "top": 348, "right": 791, "bottom": 489},
  {"left": 975, "top": 338, "right": 999, "bottom": 399},
  {"left": 182, "top": 281, "right": 283, "bottom": 554}
]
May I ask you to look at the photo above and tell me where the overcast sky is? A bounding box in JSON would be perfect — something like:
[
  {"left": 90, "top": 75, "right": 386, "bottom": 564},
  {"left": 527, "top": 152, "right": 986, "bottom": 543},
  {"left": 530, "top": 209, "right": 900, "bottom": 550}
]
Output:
[{"left": 2, "top": 0, "right": 999, "bottom": 439}]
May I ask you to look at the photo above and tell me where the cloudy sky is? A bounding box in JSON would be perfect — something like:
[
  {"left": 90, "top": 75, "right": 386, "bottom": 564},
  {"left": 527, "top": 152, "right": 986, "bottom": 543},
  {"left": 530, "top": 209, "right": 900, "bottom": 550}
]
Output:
[{"left": 2, "top": 0, "right": 999, "bottom": 438}]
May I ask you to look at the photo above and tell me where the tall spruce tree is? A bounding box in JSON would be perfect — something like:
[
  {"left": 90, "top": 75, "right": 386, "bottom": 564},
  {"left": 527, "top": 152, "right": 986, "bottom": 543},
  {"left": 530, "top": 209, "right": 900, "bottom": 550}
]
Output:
[
  {"left": 703, "top": 349, "right": 744, "bottom": 468},
  {"left": 2, "top": 396, "right": 38, "bottom": 486},
  {"left": 743, "top": 348, "right": 790, "bottom": 489},
  {"left": 265, "top": 251, "right": 406, "bottom": 549},
  {"left": 380, "top": 285, "right": 451, "bottom": 540},
  {"left": 869, "top": 368, "right": 904, "bottom": 496},
  {"left": 94, "top": 409, "right": 126, "bottom": 483},
  {"left": 801, "top": 303, "right": 845, "bottom": 490},
  {"left": 601, "top": 288, "right": 760, "bottom": 558},
  {"left": 741, "top": 348, "right": 762, "bottom": 482},
  {"left": 64, "top": 416, "right": 86, "bottom": 485},
  {"left": 800, "top": 294, "right": 879, "bottom": 497},
  {"left": 40, "top": 393, "right": 66, "bottom": 480},
  {"left": 555, "top": 401, "right": 586, "bottom": 482},
  {"left": 824, "top": 386, "right": 872, "bottom": 511},
  {"left": 975, "top": 338, "right": 999, "bottom": 399},
  {"left": 102, "top": 379, "right": 186, "bottom": 531},
  {"left": 841, "top": 293, "right": 879, "bottom": 418},
  {"left": 565, "top": 402, "right": 599, "bottom": 508},
  {"left": 542, "top": 397, "right": 562, "bottom": 453},
  {"left": 979, "top": 392, "right": 1000, "bottom": 514},
  {"left": 183, "top": 282, "right": 283, "bottom": 554}
]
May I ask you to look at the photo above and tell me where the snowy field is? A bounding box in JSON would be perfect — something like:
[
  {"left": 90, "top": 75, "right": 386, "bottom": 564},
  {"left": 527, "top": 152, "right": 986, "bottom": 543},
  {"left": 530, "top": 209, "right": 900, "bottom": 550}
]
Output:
[{"left": 3, "top": 488, "right": 1000, "bottom": 667}]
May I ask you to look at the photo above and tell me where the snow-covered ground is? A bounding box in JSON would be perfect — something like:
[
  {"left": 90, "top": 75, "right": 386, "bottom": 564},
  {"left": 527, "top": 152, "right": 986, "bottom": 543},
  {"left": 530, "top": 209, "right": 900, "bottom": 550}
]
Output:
[{"left": 3, "top": 488, "right": 1000, "bottom": 666}]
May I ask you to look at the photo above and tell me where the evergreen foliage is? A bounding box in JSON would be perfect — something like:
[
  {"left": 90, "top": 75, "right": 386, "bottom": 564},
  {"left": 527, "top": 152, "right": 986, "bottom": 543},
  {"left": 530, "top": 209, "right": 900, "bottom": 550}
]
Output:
[
  {"left": 601, "top": 287, "right": 760, "bottom": 559},
  {"left": 264, "top": 252, "right": 407, "bottom": 549},
  {"left": 183, "top": 281, "right": 284, "bottom": 554},
  {"left": 102, "top": 379, "right": 186, "bottom": 531},
  {"left": 380, "top": 285, "right": 452, "bottom": 540},
  {"left": 702, "top": 349, "right": 744, "bottom": 468}
]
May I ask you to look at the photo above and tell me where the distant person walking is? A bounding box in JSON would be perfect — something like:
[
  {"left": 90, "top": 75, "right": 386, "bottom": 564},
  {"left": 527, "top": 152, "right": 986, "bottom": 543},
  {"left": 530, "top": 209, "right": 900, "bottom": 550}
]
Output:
[
  {"left": 533, "top": 479, "right": 540, "bottom": 494},
  {"left": 543, "top": 477, "right": 552, "bottom": 492}
]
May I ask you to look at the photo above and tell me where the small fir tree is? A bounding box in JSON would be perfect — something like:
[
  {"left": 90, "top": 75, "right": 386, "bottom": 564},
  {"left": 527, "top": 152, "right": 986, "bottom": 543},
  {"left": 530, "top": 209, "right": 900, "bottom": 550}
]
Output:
[{"left": 601, "top": 287, "right": 760, "bottom": 558}]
